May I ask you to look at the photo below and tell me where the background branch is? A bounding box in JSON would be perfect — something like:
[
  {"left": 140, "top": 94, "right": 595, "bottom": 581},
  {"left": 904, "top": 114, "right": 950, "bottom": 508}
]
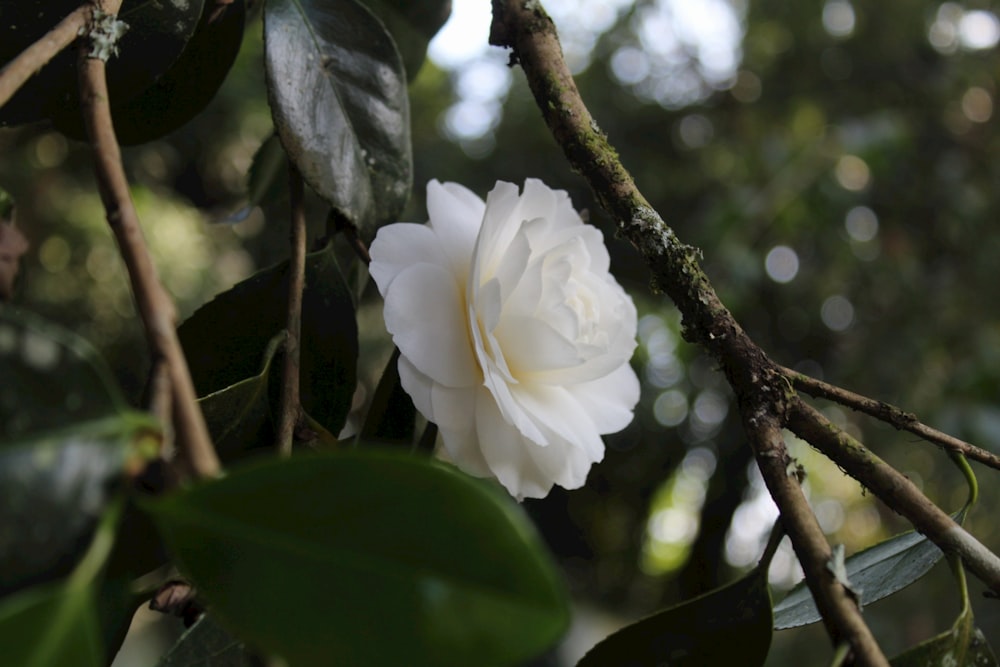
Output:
[
  {"left": 77, "top": 0, "right": 220, "bottom": 479},
  {"left": 0, "top": 4, "right": 90, "bottom": 110},
  {"left": 276, "top": 166, "right": 307, "bottom": 456}
]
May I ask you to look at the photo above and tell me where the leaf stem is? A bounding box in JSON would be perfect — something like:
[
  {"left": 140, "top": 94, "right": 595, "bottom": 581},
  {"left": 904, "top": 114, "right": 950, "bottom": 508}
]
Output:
[
  {"left": 77, "top": 0, "right": 220, "bottom": 479},
  {"left": 276, "top": 166, "right": 307, "bottom": 456},
  {"left": 0, "top": 4, "right": 92, "bottom": 112}
]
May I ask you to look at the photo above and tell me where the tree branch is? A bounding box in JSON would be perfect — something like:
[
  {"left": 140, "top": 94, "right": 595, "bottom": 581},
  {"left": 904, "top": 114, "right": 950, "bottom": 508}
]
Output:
[
  {"left": 77, "top": 0, "right": 220, "bottom": 478},
  {"left": 746, "top": 413, "right": 888, "bottom": 665},
  {"left": 786, "top": 398, "right": 1000, "bottom": 595},
  {"left": 0, "top": 4, "right": 91, "bottom": 111},
  {"left": 783, "top": 366, "right": 1000, "bottom": 471},
  {"left": 276, "top": 166, "right": 307, "bottom": 456}
]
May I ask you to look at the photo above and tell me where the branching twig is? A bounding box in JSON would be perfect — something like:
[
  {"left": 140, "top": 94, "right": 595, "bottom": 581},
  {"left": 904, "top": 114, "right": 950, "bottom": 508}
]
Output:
[
  {"left": 783, "top": 366, "right": 1000, "bottom": 471},
  {"left": 786, "top": 398, "right": 1000, "bottom": 595},
  {"left": 0, "top": 4, "right": 91, "bottom": 111},
  {"left": 77, "top": 0, "right": 220, "bottom": 479},
  {"left": 276, "top": 166, "right": 307, "bottom": 456}
]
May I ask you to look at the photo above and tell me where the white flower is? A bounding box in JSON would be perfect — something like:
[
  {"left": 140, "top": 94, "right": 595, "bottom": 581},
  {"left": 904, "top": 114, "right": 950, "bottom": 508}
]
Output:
[{"left": 369, "top": 179, "right": 640, "bottom": 499}]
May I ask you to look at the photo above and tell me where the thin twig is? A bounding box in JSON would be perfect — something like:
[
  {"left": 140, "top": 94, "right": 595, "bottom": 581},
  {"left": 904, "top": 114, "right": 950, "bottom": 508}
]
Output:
[
  {"left": 783, "top": 365, "right": 1000, "bottom": 471},
  {"left": 787, "top": 398, "right": 1000, "bottom": 596},
  {"left": 276, "top": 166, "right": 307, "bottom": 456},
  {"left": 77, "top": 0, "right": 220, "bottom": 479},
  {"left": 746, "top": 413, "right": 888, "bottom": 666},
  {"left": 328, "top": 209, "right": 371, "bottom": 266},
  {"left": 0, "top": 4, "right": 91, "bottom": 111}
]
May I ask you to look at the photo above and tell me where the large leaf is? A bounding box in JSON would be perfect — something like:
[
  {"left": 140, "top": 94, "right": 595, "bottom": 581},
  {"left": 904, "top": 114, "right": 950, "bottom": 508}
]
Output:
[
  {"left": 178, "top": 243, "right": 358, "bottom": 437},
  {"left": 0, "top": 580, "right": 104, "bottom": 667},
  {"left": 143, "top": 450, "right": 570, "bottom": 667},
  {"left": 577, "top": 566, "right": 772, "bottom": 667},
  {"left": 264, "top": 0, "right": 412, "bottom": 237},
  {"left": 0, "top": 0, "right": 205, "bottom": 126},
  {"left": 54, "top": 0, "right": 247, "bottom": 145},
  {"left": 773, "top": 527, "right": 945, "bottom": 629},
  {"left": 358, "top": 0, "right": 452, "bottom": 81}
]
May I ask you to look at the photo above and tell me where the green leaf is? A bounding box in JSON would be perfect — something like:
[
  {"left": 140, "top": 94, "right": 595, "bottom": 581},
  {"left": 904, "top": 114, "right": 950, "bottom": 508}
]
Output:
[
  {"left": 228, "top": 133, "right": 288, "bottom": 223},
  {"left": 358, "top": 347, "right": 416, "bottom": 447},
  {"left": 54, "top": 0, "right": 247, "bottom": 145},
  {"left": 358, "top": 0, "right": 452, "bottom": 81},
  {"left": 0, "top": 0, "right": 206, "bottom": 127},
  {"left": 773, "top": 527, "right": 945, "bottom": 629},
  {"left": 179, "top": 243, "right": 358, "bottom": 437},
  {"left": 890, "top": 560, "right": 999, "bottom": 666},
  {"left": 264, "top": 0, "right": 412, "bottom": 237},
  {"left": 0, "top": 308, "right": 126, "bottom": 440},
  {"left": 577, "top": 566, "right": 772, "bottom": 667},
  {"left": 143, "top": 450, "right": 570, "bottom": 667},
  {"left": 159, "top": 613, "right": 259, "bottom": 667},
  {"left": 0, "top": 580, "right": 104, "bottom": 667}
]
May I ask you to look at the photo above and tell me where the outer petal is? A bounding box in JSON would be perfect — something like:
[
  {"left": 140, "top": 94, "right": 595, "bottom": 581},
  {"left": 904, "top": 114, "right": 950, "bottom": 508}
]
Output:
[
  {"left": 369, "top": 223, "right": 449, "bottom": 297},
  {"left": 384, "top": 262, "right": 478, "bottom": 387},
  {"left": 565, "top": 362, "right": 641, "bottom": 435},
  {"left": 437, "top": 424, "right": 492, "bottom": 478},
  {"left": 426, "top": 180, "right": 483, "bottom": 284},
  {"left": 475, "top": 389, "right": 553, "bottom": 500}
]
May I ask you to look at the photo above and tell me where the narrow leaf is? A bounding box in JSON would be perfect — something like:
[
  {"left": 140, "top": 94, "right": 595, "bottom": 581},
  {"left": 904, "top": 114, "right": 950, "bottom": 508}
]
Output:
[
  {"left": 773, "top": 527, "right": 944, "bottom": 629},
  {"left": 577, "top": 566, "right": 772, "bottom": 667},
  {"left": 0, "top": 581, "right": 104, "bottom": 667},
  {"left": 227, "top": 133, "right": 288, "bottom": 223},
  {"left": 143, "top": 450, "right": 570, "bottom": 667},
  {"left": 264, "top": 0, "right": 412, "bottom": 236},
  {"left": 358, "top": 347, "right": 416, "bottom": 446}
]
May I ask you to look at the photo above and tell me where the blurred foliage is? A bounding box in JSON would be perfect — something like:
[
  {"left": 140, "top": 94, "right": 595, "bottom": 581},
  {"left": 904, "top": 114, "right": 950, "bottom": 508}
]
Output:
[{"left": 5, "top": 0, "right": 1000, "bottom": 664}]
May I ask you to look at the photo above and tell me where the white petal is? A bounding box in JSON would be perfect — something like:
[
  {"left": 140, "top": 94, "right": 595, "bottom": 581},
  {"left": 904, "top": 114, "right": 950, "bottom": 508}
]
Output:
[
  {"left": 437, "top": 424, "right": 492, "bottom": 478},
  {"left": 369, "top": 223, "right": 448, "bottom": 297},
  {"left": 566, "top": 362, "right": 640, "bottom": 434},
  {"left": 509, "top": 383, "right": 605, "bottom": 461},
  {"left": 430, "top": 381, "right": 476, "bottom": 433},
  {"left": 496, "top": 316, "right": 581, "bottom": 376},
  {"left": 426, "top": 180, "right": 483, "bottom": 283},
  {"left": 397, "top": 354, "right": 434, "bottom": 422},
  {"left": 474, "top": 181, "right": 522, "bottom": 281},
  {"left": 475, "top": 390, "right": 553, "bottom": 500},
  {"left": 384, "top": 263, "right": 478, "bottom": 387},
  {"left": 525, "top": 433, "right": 595, "bottom": 491}
]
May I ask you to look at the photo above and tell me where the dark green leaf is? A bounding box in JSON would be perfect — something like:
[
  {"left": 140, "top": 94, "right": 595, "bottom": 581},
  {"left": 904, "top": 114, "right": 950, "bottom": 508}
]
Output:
[
  {"left": 0, "top": 0, "right": 205, "bottom": 127},
  {"left": 358, "top": 0, "right": 452, "bottom": 81},
  {"left": 773, "top": 528, "right": 944, "bottom": 630},
  {"left": 159, "top": 613, "right": 259, "bottom": 667},
  {"left": 179, "top": 243, "right": 358, "bottom": 437},
  {"left": 264, "top": 0, "right": 412, "bottom": 237},
  {"left": 0, "top": 308, "right": 126, "bottom": 440},
  {"left": 577, "top": 566, "right": 772, "bottom": 667},
  {"left": 54, "top": 0, "right": 246, "bottom": 145},
  {"left": 144, "top": 450, "right": 570, "bottom": 667},
  {"left": 0, "top": 581, "right": 104, "bottom": 667},
  {"left": 358, "top": 347, "right": 416, "bottom": 446}
]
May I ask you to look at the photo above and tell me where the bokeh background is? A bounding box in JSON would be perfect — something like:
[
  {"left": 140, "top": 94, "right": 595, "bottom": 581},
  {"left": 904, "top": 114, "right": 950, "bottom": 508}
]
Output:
[{"left": 3, "top": 0, "right": 1000, "bottom": 664}]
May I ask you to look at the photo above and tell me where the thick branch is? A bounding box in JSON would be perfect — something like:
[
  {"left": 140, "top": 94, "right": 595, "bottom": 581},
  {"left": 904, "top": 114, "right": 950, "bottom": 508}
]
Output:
[
  {"left": 786, "top": 399, "right": 1000, "bottom": 594},
  {"left": 78, "top": 1, "right": 220, "bottom": 478},
  {"left": 276, "top": 166, "right": 307, "bottom": 455},
  {"left": 783, "top": 366, "right": 1000, "bottom": 472},
  {"left": 0, "top": 4, "right": 91, "bottom": 111},
  {"left": 747, "top": 414, "right": 888, "bottom": 666}
]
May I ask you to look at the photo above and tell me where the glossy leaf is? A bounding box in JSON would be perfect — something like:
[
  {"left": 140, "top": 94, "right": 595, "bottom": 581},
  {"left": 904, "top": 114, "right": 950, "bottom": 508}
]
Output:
[
  {"left": 264, "top": 0, "right": 412, "bottom": 237},
  {"left": 0, "top": 308, "right": 125, "bottom": 440},
  {"left": 773, "top": 527, "right": 944, "bottom": 629},
  {"left": 358, "top": 0, "right": 452, "bottom": 80},
  {"left": 144, "top": 450, "right": 570, "bottom": 667},
  {"left": 0, "top": 0, "right": 205, "bottom": 126},
  {"left": 227, "top": 133, "right": 288, "bottom": 223},
  {"left": 358, "top": 347, "right": 416, "bottom": 447},
  {"left": 159, "top": 613, "right": 258, "bottom": 667},
  {"left": 54, "top": 0, "right": 247, "bottom": 145},
  {"left": 577, "top": 566, "right": 772, "bottom": 667},
  {"left": 179, "top": 243, "right": 358, "bottom": 436}
]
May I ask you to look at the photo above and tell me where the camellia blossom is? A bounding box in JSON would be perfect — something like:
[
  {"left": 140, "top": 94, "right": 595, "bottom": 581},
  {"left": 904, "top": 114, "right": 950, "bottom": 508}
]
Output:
[{"left": 369, "top": 179, "right": 640, "bottom": 499}]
